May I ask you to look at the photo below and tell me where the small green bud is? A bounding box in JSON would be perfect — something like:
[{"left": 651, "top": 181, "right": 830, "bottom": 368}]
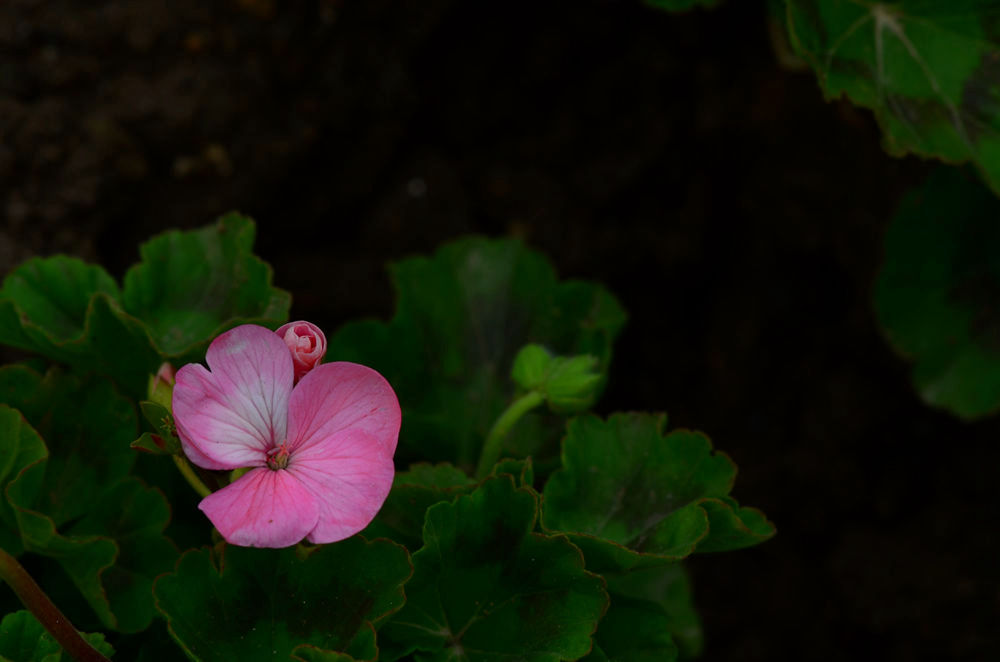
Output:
[
  {"left": 544, "top": 355, "right": 602, "bottom": 413},
  {"left": 511, "top": 344, "right": 553, "bottom": 390},
  {"left": 147, "top": 362, "right": 176, "bottom": 411}
]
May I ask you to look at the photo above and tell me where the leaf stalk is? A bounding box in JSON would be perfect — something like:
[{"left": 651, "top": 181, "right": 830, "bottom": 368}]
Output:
[{"left": 475, "top": 390, "right": 545, "bottom": 478}]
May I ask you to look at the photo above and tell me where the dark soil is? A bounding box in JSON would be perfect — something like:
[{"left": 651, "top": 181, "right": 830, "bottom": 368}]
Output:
[{"left": 2, "top": 0, "right": 997, "bottom": 660}]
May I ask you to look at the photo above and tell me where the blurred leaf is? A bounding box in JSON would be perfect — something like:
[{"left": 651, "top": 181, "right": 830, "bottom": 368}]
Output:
[
  {"left": 380, "top": 476, "right": 607, "bottom": 662},
  {"left": 122, "top": 213, "right": 290, "bottom": 360},
  {"left": 327, "top": 237, "right": 626, "bottom": 470},
  {"left": 603, "top": 564, "right": 702, "bottom": 660},
  {"left": 0, "top": 610, "right": 114, "bottom": 661},
  {"left": 541, "top": 414, "right": 774, "bottom": 568},
  {"left": 875, "top": 167, "right": 1000, "bottom": 418},
  {"left": 786, "top": 0, "right": 1000, "bottom": 194},
  {"left": 154, "top": 537, "right": 411, "bottom": 661},
  {"left": 580, "top": 596, "right": 678, "bottom": 662}
]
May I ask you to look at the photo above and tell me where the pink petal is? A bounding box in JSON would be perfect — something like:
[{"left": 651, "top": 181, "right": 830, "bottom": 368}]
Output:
[
  {"left": 287, "top": 428, "right": 396, "bottom": 544},
  {"left": 198, "top": 468, "right": 320, "bottom": 548},
  {"left": 173, "top": 325, "right": 294, "bottom": 470},
  {"left": 285, "top": 362, "right": 400, "bottom": 456}
]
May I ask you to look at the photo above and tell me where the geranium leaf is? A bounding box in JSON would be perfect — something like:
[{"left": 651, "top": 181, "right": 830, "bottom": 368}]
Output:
[
  {"left": 122, "top": 213, "right": 291, "bottom": 360},
  {"left": 153, "top": 537, "right": 411, "bottom": 661},
  {"left": 327, "top": 237, "right": 626, "bottom": 470},
  {"left": 541, "top": 414, "right": 774, "bottom": 567},
  {"left": 0, "top": 366, "right": 135, "bottom": 526},
  {"left": 580, "top": 596, "right": 679, "bottom": 662},
  {"left": 603, "top": 564, "right": 703, "bottom": 660},
  {"left": 0, "top": 373, "right": 176, "bottom": 633},
  {"left": 786, "top": 0, "right": 1000, "bottom": 194},
  {"left": 0, "top": 257, "right": 119, "bottom": 362},
  {"left": 0, "top": 610, "right": 114, "bottom": 661},
  {"left": 875, "top": 166, "right": 1000, "bottom": 418},
  {"left": 379, "top": 476, "right": 607, "bottom": 662},
  {"left": 361, "top": 463, "right": 476, "bottom": 551}
]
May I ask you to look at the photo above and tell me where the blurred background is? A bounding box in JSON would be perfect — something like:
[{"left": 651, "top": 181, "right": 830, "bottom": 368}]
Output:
[{"left": 1, "top": 0, "right": 997, "bottom": 659}]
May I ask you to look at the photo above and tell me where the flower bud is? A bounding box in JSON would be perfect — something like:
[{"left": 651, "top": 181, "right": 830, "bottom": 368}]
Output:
[
  {"left": 544, "top": 355, "right": 602, "bottom": 413},
  {"left": 147, "top": 362, "right": 176, "bottom": 410},
  {"left": 276, "top": 321, "right": 327, "bottom": 382}
]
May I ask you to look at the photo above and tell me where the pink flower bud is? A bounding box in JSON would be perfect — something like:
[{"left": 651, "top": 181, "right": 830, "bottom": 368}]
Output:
[
  {"left": 276, "top": 321, "right": 327, "bottom": 382},
  {"left": 153, "top": 363, "right": 177, "bottom": 387}
]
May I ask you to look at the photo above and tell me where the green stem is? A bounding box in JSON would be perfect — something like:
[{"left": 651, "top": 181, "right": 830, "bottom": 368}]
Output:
[
  {"left": 173, "top": 455, "right": 212, "bottom": 499},
  {"left": 476, "top": 390, "right": 545, "bottom": 479},
  {"left": 0, "top": 547, "right": 111, "bottom": 662}
]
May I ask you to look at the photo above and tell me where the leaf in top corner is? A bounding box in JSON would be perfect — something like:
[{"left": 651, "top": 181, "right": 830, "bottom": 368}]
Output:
[
  {"left": 786, "top": 0, "right": 1000, "bottom": 194},
  {"left": 327, "top": 237, "right": 626, "bottom": 470},
  {"left": 541, "top": 413, "right": 774, "bottom": 571},
  {"left": 0, "top": 257, "right": 119, "bottom": 363},
  {"left": 121, "top": 213, "right": 291, "bottom": 360},
  {"left": 875, "top": 166, "right": 1000, "bottom": 418}
]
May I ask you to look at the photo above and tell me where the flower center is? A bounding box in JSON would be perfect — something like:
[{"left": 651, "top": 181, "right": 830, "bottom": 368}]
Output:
[{"left": 266, "top": 442, "right": 291, "bottom": 471}]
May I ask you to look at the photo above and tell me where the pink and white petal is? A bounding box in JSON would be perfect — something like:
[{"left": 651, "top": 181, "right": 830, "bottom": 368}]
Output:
[
  {"left": 286, "top": 429, "right": 396, "bottom": 544},
  {"left": 198, "top": 468, "right": 320, "bottom": 548},
  {"left": 285, "top": 362, "right": 400, "bottom": 456},
  {"left": 172, "top": 325, "right": 294, "bottom": 470}
]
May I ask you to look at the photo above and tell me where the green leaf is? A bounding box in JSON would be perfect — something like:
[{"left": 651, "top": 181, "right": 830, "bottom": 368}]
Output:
[
  {"left": 0, "top": 382, "right": 176, "bottom": 633},
  {"left": 153, "top": 537, "right": 411, "bottom": 662},
  {"left": 541, "top": 414, "right": 774, "bottom": 568},
  {"left": 361, "top": 463, "right": 476, "bottom": 550},
  {"left": 327, "top": 237, "right": 626, "bottom": 470},
  {"left": 875, "top": 166, "right": 1000, "bottom": 418},
  {"left": 0, "top": 366, "right": 136, "bottom": 526},
  {"left": 0, "top": 610, "right": 114, "bottom": 661},
  {"left": 68, "top": 479, "right": 179, "bottom": 633},
  {"left": 380, "top": 476, "right": 607, "bottom": 662},
  {"left": 603, "top": 564, "right": 703, "bottom": 660},
  {"left": 122, "top": 213, "right": 291, "bottom": 359},
  {"left": 0, "top": 257, "right": 163, "bottom": 397},
  {"left": 786, "top": 0, "right": 1000, "bottom": 195},
  {"left": 580, "top": 596, "right": 678, "bottom": 662},
  {"left": 489, "top": 457, "right": 535, "bottom": 488},
  {"left": 0, "top": 257, "right": 119, "bottom": 360}
]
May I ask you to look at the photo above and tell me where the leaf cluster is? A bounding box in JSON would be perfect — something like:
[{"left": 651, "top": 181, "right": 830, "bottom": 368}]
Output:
[{"left": 0, "top": 225, "right": 773, "bottom": 661}]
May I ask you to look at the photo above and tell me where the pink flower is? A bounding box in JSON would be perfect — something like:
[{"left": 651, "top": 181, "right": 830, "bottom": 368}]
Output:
[
  {"left": 276, "top": 320, "right": 327, "bottom": 382},
  {"left": 171, "top": 324, "right": 399, "bottom": 548}
]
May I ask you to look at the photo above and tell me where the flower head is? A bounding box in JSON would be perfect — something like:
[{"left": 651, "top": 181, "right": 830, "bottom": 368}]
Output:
[
  {"left": 172, "top": 324, "right": 399, "bottom": 548},
  {"left": 276, "top": 320, "right": 327, "bottom": 382}
]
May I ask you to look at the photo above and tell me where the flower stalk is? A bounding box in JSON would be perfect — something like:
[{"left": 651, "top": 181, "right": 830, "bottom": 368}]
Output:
[
  {"left": 475, "top": 390, "right": 545, "bottom": 478},
  {"left": 172, "top": 454, "right": 212, "bottom": 499},
  {"left": 0, "top": 547, "right": 111, "bottom": 662}
]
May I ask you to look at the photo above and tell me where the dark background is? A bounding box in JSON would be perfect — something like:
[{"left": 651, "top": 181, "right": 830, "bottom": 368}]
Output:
[{"left": 2, "top": 0, "right": 998, "bottom": 659}]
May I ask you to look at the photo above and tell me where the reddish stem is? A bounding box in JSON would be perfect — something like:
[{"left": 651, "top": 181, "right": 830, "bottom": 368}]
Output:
[{"left": 0, "top": 547, "right": 111, "bottom": 662}]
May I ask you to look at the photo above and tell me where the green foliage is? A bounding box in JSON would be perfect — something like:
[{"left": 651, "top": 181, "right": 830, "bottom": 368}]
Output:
[
  {"left": 0, "top": 368, "right": 176, "bottom": 633},
  {"left": 786, "top": 0, "right": 1000, "bottom": 194},
  {"left": 153, "top": 538, "right": 411, "bottom": 661},
  {"left": 121, "top": 213, "right": 290, "bottom": 359},
  {"left": 0, "top": 215, "right": 289, "bottom": 397},
  {"left": 327, "top": 237, "right": 626, "bottom": 469},
  {"left": 875, "top": 167, "right": 1000, "bottom": 418},
  {"left": 542, "top": 413, "right": 774, "bottom": 569},
  {"left": 0, "top": 610, "right": 114, "bottom": 661},
  {"left": 380, "top": 477, "right": 608, "bottom": 662}
]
